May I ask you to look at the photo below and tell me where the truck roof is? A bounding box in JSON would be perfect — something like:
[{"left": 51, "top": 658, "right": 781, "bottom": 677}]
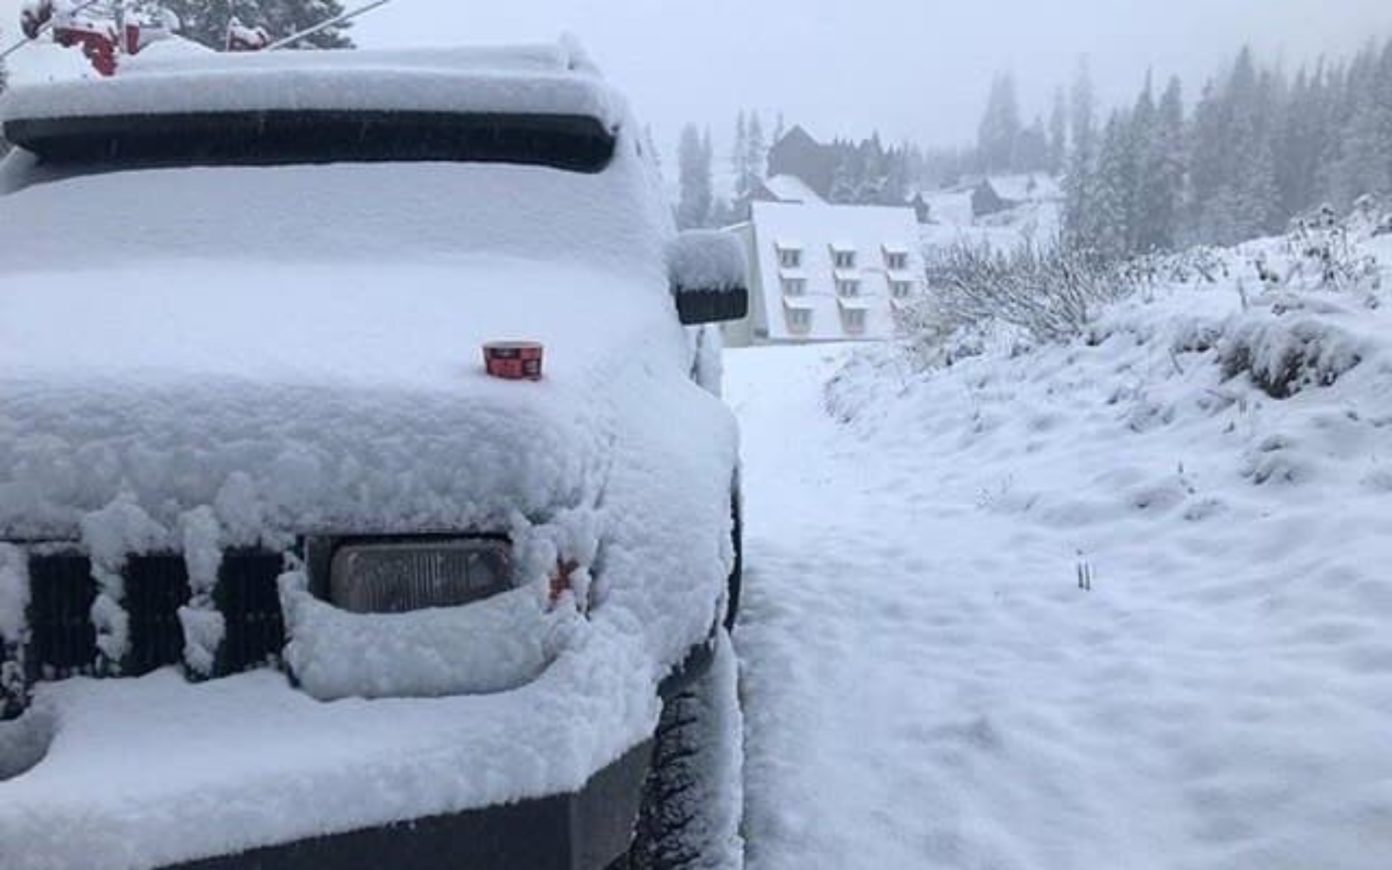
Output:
[{"left": 0, "top": 41, "right": 625, "bottom": 132}]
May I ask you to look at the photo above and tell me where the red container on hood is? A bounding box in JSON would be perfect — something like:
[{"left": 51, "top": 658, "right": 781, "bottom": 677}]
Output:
[{"left": 483, "top": 341, "right": 544, "bottom": 381}]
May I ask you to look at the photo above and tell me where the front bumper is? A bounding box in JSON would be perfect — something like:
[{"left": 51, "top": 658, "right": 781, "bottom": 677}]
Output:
[
  {"left": 171, "top": 739, "right": 653, "bottom": 870},
  {"left": 1, "top": 637, "right": 716, "bottom": 870},
  {"left": 166, "top": 639, "right": 715, "bottom": 870}
]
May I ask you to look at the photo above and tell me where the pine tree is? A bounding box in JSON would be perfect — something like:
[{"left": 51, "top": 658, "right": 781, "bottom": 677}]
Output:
[
  {"left": 162, "top": 0, "right": 353, "bottom": 49},
  {"left": 1140, "top": 76, "right": 1186, "bottom": 252},
  {"left": 977, "top": 72, "right": 1022, "bottom": 174},
  {"left": 732, "top": 111, "right": 750, "bottom": 201},
  {"left": 676, "top": 124, "right": 714, "bottom": 230},
  {"left": 1327, "top": 41, "right": 1392, "bottom": 209},
  {"left": 1223, "top": 52, "right": 1280, "bottom": 240},
  {"left": 1015, "top": 117, "right": 1049, "bottom": 173},
  {"left": 746, "top": 112, "right": 767, "bottom": 188},
  {"left": 1089, "top": 111, "right": 1133, "bottom": 259},
  {"left": 1126, "top": 73, "right": 1156, "bottom": 253},
  {"left": 829, "top": 140, "right": 863, "bottom": 203},
  {"left": 1048, "top": 87, "right": 1068, "bottom": 175},
  {"left": 1063, "top": 58, "right": 1097, "bottom": 248}
]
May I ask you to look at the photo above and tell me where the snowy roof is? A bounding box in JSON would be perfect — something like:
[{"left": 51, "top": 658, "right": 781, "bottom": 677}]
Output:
[
  {"left": 0, "top": 42, "right": 626, "bottom": 130},
  {"left": 761, "top": 174, "right": 826, "bottom": 205},
  {"left": 983, "top": 173, "right": 1063, "bottom": 203},
  {"left": 742, "top": 201, "right": 924, "bottom": 343}
]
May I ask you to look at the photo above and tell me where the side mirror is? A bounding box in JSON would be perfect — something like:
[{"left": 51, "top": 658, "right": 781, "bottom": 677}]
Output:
[{"left": 668, "top": 231, "right": 750, "bottom": 325}]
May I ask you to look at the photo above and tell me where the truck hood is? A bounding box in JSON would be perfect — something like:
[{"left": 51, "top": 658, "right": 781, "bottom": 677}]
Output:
[{"left": 0, "top": 256, "right": 689, "bottom": 541}]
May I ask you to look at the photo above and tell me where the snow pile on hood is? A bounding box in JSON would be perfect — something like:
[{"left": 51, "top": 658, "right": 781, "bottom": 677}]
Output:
[{"left": 0, "top": 128, "right": 675, "bottom": 540}]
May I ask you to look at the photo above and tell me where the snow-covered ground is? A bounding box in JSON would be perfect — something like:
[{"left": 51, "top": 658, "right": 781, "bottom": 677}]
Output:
[{"left": 729, "top": 233, "right": 1392, "bottom": 869}]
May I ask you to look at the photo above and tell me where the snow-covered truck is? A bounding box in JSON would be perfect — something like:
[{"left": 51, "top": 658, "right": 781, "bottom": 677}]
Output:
[{"left": 0, "top": 43, "right": 748, "bottom": 870}]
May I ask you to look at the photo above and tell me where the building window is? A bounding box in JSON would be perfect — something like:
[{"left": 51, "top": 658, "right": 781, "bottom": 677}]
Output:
[
  {"left": 885, "top": 251, "right": 908, "bottom": 271},
  {"left": 842, "top": 308, "right": 867, "bottom": 333},
  {"left": 890, "top": 280, "right": 913, "bottom": 298},
  {"left": 837, "top": 279, "right": 861, "bottom": 297},
  {"left": 778, "top": 248, "right": 803, "bottom": 269},
  {"left": 781, "top": 277, "right": 807, "bottom": 296},
  {"left": 832, "top": 249, "right": 857, "bottom": 269},
  {"left": 786, "top": 308, "right": 812, "bottom": 332}
]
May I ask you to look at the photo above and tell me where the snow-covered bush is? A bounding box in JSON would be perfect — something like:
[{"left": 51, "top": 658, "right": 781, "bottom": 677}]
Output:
[
  {"left": 1284, "top": 204, "right": 1382, "bottom": 294},
  {"left": 1125, "top": 246, "right": 1229, "bottom": 286},
  {"left": 1213, "top": 315, "right": 1364, "bottom": 399},
  {"left": 899, "top": 240, "right": 1137, "bottom": 366}
]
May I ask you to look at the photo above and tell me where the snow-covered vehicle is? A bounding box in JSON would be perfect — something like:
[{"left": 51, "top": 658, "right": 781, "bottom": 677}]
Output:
[{"left": 0, "top": 43, "right": 748, "bottom": 870}]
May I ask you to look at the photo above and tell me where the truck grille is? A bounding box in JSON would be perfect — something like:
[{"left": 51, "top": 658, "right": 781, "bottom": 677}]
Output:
[{"left": 15, "top": 549, "right": 286, "bottom": 696}]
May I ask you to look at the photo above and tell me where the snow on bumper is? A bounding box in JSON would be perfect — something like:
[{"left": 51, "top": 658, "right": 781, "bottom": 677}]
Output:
[{"left": 0, "top": 630, "right": 659, "bottom": 870}]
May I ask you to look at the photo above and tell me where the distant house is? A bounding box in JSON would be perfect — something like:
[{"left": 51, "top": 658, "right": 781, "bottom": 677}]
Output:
[
  {"left": 723, "top": 200, "right": 924, "bottom": 347},
  {"left": 970, "top": 174, "right": 1063, "bottom": 219},
  {"left": 971, "top": 179, "right": 1013, "bottom": 218},
  {"left": 752, "top": 174, "right": 827, "bottom": 205},
  {"left": 765, "top": 125, "right": 840, "bottom": 201}
]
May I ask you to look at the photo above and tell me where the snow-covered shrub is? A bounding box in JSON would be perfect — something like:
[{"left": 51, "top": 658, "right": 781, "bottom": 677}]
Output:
[
  {"left": 1123, "top": 246, "right": 1228, "bottom": 287},
  {"left": 900, "top": 240, "right": 1137, "bottom": 365},
  {"left": 1284, "top": 205, "right": 1381, "bottom": 294},
  {"left": 1201, "top": 314, "right": 1365, "bottom": 400}
]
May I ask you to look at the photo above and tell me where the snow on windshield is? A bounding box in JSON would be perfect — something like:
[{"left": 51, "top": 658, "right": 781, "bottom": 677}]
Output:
[{"left": 0, "top": 134, "right": 668, "bottom": 274}]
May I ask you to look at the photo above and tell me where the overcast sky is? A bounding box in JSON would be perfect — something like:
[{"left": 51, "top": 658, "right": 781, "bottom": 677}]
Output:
[{"left": 357, "top": 0, "right": 1392, "bottom": 155}]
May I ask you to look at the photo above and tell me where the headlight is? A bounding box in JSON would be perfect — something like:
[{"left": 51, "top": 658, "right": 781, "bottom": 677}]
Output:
[{"left": 328, "top": 538, "right": 512, "bottom": 614}]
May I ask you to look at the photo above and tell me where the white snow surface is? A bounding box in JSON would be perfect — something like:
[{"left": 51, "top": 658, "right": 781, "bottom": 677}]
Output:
[
  {"left": 0, "top": 43, "right": 623, "bottom": 128},
  {"left": 0, "top": 96, "right": 739, "bottom": 867},
  {"left": 731, "top": 236, "right": 1392, "bottom": 869}
]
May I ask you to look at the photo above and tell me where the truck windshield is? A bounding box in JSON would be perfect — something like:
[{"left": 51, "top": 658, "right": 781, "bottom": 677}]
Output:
[
  {"left": 4, "top": 111, "right": 616, "bottom": 175},
  {"left": 0, "top": 110, "right": 663, "bottom": 271}
]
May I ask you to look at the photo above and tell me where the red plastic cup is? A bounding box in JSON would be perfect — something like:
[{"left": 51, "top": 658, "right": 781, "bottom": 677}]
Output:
[{"left": 483, "top": 341, "right": 545, "bottom": 381}]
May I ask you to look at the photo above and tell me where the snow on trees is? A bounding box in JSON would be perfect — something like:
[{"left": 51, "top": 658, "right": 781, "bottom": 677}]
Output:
[{"left": 160, "top": 0, "right": 353, "bottom": 50}]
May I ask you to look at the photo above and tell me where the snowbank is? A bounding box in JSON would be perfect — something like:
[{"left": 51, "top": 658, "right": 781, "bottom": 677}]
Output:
[{"left": 734, "top": 232, "right": 1392, "bottom": 870}]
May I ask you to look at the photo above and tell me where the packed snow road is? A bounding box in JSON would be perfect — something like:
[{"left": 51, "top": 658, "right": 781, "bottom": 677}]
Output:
[{"left": 725, "top": 280, "right": 1392, "bottom": 870}]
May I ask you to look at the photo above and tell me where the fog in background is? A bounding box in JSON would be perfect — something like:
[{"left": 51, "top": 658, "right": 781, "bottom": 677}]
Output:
[{"left": 356, "top": 0, "right": 1392, "bottom": 153}]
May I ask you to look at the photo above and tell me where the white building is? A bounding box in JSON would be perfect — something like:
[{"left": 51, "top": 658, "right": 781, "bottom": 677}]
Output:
[{"left": 724, "top": 200, "right": 923, "bottom": 346}]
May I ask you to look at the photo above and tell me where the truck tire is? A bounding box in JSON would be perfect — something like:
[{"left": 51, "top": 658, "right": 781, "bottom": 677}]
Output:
[
  {"left": 725, "top": 489, "right": 743, "bottom": 631},
  {"left": 616, "top": 629, "right": 744, "bottom": 870}
]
